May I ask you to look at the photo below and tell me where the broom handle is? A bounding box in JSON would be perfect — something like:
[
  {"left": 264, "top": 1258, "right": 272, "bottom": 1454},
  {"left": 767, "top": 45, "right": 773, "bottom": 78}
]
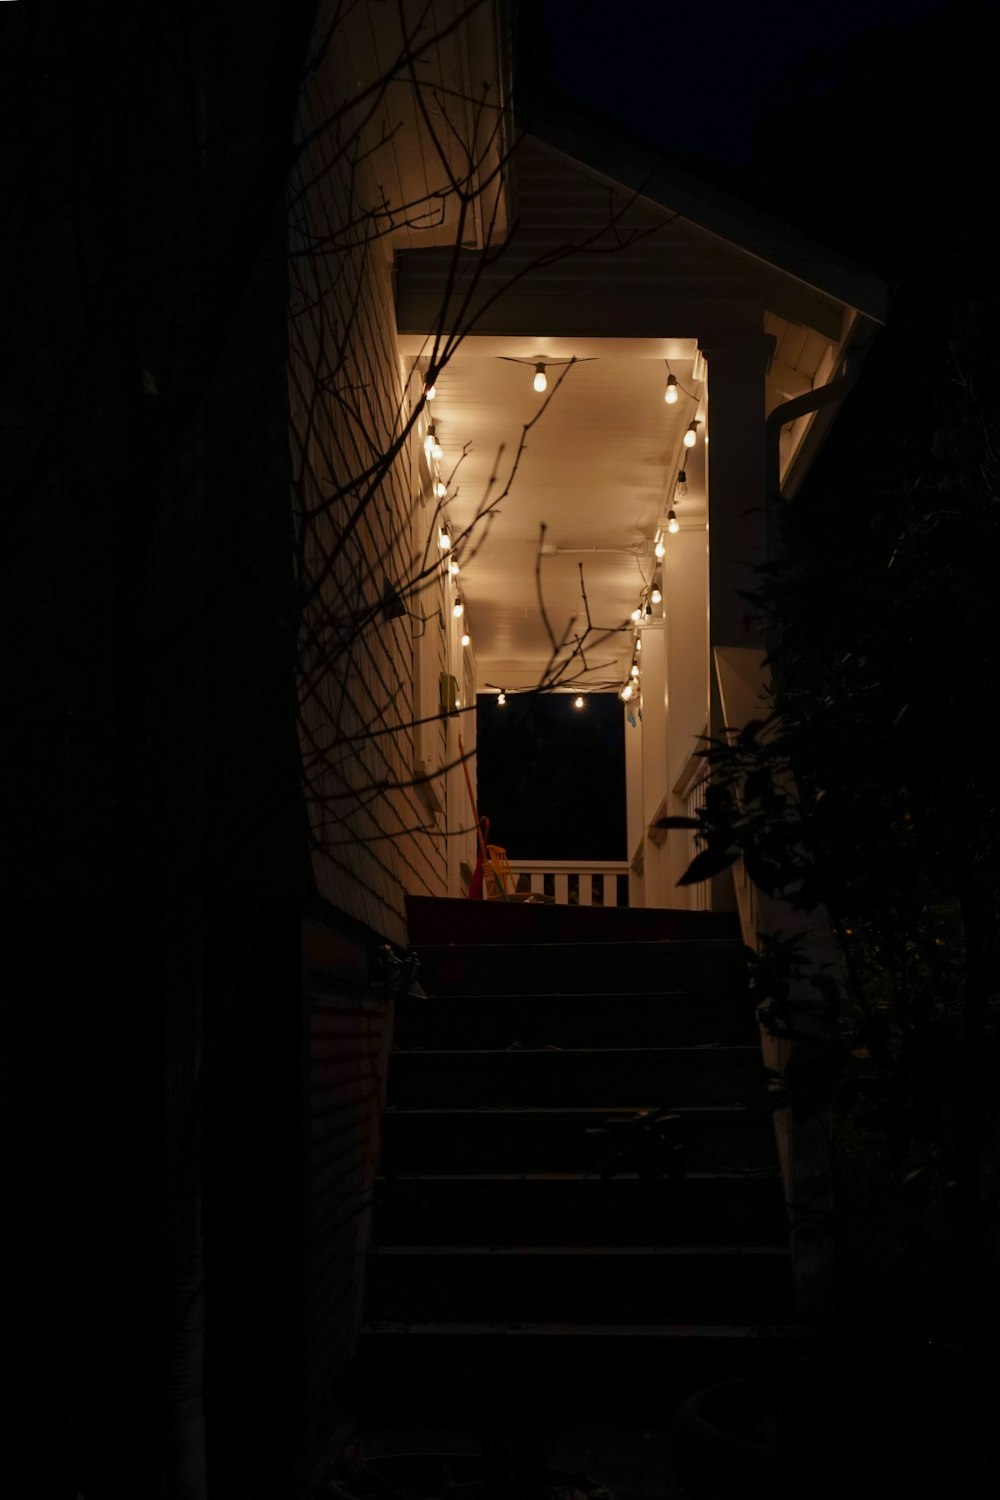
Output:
[{"left": 458, "top": 734, "right": 491, "bottom": 868}]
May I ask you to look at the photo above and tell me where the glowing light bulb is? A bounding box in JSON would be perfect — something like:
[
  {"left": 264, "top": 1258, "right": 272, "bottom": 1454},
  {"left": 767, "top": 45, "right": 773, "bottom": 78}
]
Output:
[
  {"left": 497, "top": 690, "right": 506, "bottom": 706},
  {"left": 654, "top": 535, "right": 666, "bottom": 560},
  {"left": 667, "top": 509, "right": 679, "bottom": 534},
  {"left": 455, "top": 696, "right": 461, "bottom": 707},
  {"left": 435, "top": 478, "right": 447, "bottom": 499},
  {"left": 683, "top": 420, "right": 699, "bottom": 449},
  {"left": 452, "top": 595, "right": 464, "bottom": 618},
  {"left": 630, "top": 661, "right": 640, "bottom": 678},
  {"left": 651, "top": 585, "right": 662, "bottom": 604},
  {"left": 448, "top": 557, "right": 460, "bottom": 577},
  {"left": 425, "top": 379, "right": 436, "bottom": 401},
  {"left": 533, "top": 362, "right": 547, "bottom": 393},
  {"left": 630, "top": 606, "right": 642, "bottom": 623},
  {"left": 438, "top": 525, "right": 451, "bottom": 550},
  {"left": 461, "top": 632, "right": 470, "bottom": 647},
  {"left": 424, "top": 427, "right": 436, "bottom": 456},
  {"left": 664, "top": 373, "right": 678, "bottom": 405},
  {"left": 620, "top": 682, "right": 634, "bottom": 702},
  {"left": 432, "top": 434, "right": 443, "bottom": 462},
  {"left": 574, "top": 695, "right": 584, "bottom": 709},
  {"left": 676, "top": 470, "right": 688, "bottom": 498},
  {"left": 635, "top": 636, "right": 642, "bottom": 652}
]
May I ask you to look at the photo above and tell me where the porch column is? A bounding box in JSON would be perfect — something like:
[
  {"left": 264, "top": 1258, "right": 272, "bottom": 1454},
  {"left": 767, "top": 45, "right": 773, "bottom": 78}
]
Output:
[
  {"left": 624, "top": 697, "right": 644, "bottom": 908},
  {"left": 638, "top": 620, "right": 668, "bottom": 907},
  {"left": 700, "top": 334, "right": 775, "bottom": 656},
  {"left": 700, "top": 333, "right": 774, "bottom": 911},
  {"left": 663, "top": 524, "right": 710, "bottom": 898}
]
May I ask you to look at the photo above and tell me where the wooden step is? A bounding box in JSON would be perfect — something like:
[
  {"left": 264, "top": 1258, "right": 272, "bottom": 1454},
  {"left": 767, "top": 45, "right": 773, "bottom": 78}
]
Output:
[
  {"left": 372, "top": 1171, "right": 788, "bottom": 1246},
  {"left": 379, "top": 1104, "right": 777, "bottom": 1174},
  {"left": 393, "top": 989, "right": 757, "bottom": 1050},
  {"left": 352, "top": 1322, "right": 817, "bottom": 1422},
  {"left": 405, "top": 894, "right": 741, "bottom": 948},
  {"left": 414, "top": 940, "right": 748, "bottom": 997},
  {"left": 387, "top": 1045, "right": 766, "bottom": 1108},
  {"left": 365, "top": 1243, "right": 793, "bottom": 1323}
]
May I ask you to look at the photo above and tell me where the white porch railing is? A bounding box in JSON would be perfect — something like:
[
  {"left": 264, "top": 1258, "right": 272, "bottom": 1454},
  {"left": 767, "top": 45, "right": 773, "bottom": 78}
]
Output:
[
  {"left": 485, "top": 859, "right": 630, "bottom": 907},
  {"left": 682, "top": 770, "right": 710, "bottom": 911}
]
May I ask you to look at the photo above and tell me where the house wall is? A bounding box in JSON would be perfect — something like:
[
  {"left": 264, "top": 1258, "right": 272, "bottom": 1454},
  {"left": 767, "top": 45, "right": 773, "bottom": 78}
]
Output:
[
  {"left": 289, "top": 5, "right": 459, "bottom": 946},
  {"left": 273, "top": 5, "right": 486, "bottom": 1476}
]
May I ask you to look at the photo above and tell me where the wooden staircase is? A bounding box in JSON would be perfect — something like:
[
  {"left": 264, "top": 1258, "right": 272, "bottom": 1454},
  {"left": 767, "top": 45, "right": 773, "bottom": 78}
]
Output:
[{"left": 352, "top": 897, "right": 796, "bottom": 1421}]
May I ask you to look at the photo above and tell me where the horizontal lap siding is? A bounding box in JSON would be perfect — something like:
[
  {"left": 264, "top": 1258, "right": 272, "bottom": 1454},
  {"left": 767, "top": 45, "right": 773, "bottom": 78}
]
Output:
[{"left": 290, "top": 4, "right": 448, "bottom": 946}]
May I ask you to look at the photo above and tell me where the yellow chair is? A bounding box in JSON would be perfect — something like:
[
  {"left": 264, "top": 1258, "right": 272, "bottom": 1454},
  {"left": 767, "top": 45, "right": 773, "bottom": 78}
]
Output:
[
  {"left": 485, "top": 844, "right": 553, "bottom": 903},
  {"left": 485, "top": 844, "right": 514, "bottom": 900}
]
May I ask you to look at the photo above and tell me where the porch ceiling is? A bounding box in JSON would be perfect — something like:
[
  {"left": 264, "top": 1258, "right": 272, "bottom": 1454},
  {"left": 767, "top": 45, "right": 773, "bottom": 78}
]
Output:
[{"left": 407, "top": 336, "right": 708, "bottom": 693}]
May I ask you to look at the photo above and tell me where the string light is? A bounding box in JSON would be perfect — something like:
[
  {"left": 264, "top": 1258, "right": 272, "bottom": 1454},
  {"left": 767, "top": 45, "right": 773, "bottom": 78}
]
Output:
[
  {"left": 667, "top": 510, "right": 679, "bottom": 534},
  {"left": 683, "top": 420, "right": 700, "bottom": 449},
  {"left": 676, "top": 469, "right": 688, "bottom": 498},
  {"left": 435, "top": 478, "right": 447, "bottom": 499},
  {"left": 497, "top": 689, "right": 507, "bottom": 706},
  {"left": 448, "top": 556, "right": 460, "bottom": 577},
  {"left": 533, "top": 362, "right": 548, "bottom": 393},
  {"left": 461, "top": 632, "right": 470, "bottom": 647},
  {"left": 424, "top": 378, "right": 437, "bottom": 401},
  {"left": 651, "top": 584, "right": 662, "bottom": 604},
  {"left": 620, "top": 682, "right": 634, "bottom": 702},
  {"left": 635, "top": 636, "right": 642, "bottom": 652},
  {"left": 664, "top": 372, "right": 678, "bottom": 405},
  {"left": 452, "top": 594, "right": 464, "bottom": 618},
  {"left": 654, "top": 531, "right": 666, "bottom": 560},
  {"left": 431, "top": 429, "right": 443, "bottom": 461},
  {"left": 438, "top": 524, "right": 451, "bottom": 551},
  {"left": 630, "top": 661, "right": 640, "bottom": 678},
  {"left": 424, "top": 425, "right": 436, "bottom": 456},
  {"left": 574, "top": 695, "right": 584, "bottom": 709},
  {"left": 630, "top": 606, "right": 642, "bottom": 623}
]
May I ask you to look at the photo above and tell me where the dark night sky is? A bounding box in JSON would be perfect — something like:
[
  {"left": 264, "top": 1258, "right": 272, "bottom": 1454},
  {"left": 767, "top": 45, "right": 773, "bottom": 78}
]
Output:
[
  {"left": 537, "top": 0, "right": 978, "bottom": 166},
  {"left": 477, "top": 692, "right": 627, "bottom": 860}
]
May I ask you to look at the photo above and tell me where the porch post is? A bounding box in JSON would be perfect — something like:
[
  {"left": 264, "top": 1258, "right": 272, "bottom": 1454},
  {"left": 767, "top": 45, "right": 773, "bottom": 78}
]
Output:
[
  {"left": 624, "top": 697, "right": 644, "bottom": 908},
  {"left": 700, "top": 334, "right": 775, "bottom": 660},
  {"left": 700, "top": 333, "right": 774, "bottom": 912},
  {"left": 637, "top": 620, "right": 668, "bottom": 907},
  {"left": 662, "top": 524, "right": 710, "bottom": 899}
]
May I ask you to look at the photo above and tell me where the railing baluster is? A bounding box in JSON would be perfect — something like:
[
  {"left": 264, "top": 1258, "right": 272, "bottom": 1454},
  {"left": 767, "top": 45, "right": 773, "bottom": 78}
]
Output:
[{"left": 498, "top": 860, "right": 630, "bottom": 906}]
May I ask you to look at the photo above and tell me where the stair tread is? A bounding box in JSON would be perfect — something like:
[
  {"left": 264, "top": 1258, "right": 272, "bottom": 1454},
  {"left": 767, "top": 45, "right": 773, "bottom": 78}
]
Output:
[
  {"left": 402, "top": 991, "right": 697, "bottom": 1004},
  {"left": 369, "top": 1243, "right": 789, "bottom": 1257},
  {"left": 414, "top": 939, "right": 745, "bottom": 952},
  {"left": 376, "top": 1170, "right": 778, "bottom": 1182},
  {"left": 384, "top": 1103, "right": 762, "bottom": 1114},
  {"left": 360, "top": 1320, "right": 810, "bottom": 1338},
  {"left": 392, "top": 1045, "right": 759, "bottom": 1055}
]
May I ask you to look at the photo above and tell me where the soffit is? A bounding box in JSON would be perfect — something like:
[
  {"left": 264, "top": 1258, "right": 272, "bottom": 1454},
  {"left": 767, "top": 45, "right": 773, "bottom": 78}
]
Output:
[{"left": 417, "top": 341, "right": 707, "bottom": 693}]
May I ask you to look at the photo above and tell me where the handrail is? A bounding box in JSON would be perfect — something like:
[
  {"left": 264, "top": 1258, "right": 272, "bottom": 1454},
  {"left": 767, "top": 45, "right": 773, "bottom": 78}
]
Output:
[{"left": 506, "top": 859, "right": 629, "bottom": 875}]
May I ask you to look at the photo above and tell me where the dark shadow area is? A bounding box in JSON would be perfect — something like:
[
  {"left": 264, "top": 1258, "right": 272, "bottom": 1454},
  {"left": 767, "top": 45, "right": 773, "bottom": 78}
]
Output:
[{"left": 476, "top": 693, "right": 626, "bottom": 860}]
